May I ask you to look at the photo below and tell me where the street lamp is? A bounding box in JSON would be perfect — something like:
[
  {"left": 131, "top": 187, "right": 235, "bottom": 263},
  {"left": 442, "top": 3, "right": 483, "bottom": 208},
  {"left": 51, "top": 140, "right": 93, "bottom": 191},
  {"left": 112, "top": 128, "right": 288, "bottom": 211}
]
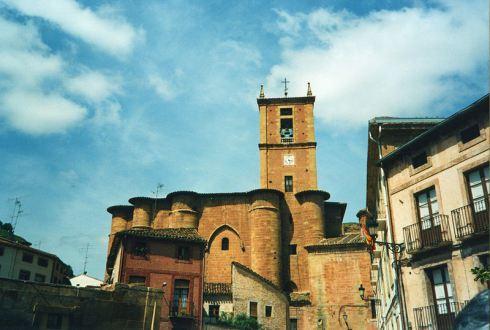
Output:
[
  {"left": 356, "top": 209, "right": 404, "bottom": 253},
  {"left": 342, "top": 311, "right": 351, "bottom": 330},
  {"left": 358, "top": 284, "right": 367, "bottom": 301}
]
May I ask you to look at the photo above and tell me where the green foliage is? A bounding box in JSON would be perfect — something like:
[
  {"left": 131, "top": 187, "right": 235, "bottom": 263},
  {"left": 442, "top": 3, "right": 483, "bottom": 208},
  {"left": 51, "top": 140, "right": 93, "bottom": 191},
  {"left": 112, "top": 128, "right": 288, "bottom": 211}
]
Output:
[
  {"left": 218, "top": 312, "right": 262, "bottom": 330},
  {"left": 0, "top": 221, "right": 13, "bottom": 233},
  {"left": 471, "top": 266, "right": 490, "bottom": 284}
]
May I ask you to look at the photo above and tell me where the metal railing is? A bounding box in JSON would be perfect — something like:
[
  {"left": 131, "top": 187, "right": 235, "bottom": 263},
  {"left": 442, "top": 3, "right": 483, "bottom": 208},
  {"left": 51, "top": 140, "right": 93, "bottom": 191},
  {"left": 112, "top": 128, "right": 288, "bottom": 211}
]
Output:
[
  {"left": 281, "top": 137, "right": 294, "bottom": 143},
  {"left": 403, "top": 214, "right": 452, "bottom": 254},
  {"left": 170, "top": 300, "right": 195, "bottom": 318},
  {"left": 413, "top": 302, "right": 465, "bottom": 330},
  {"left": 451, "top": 198, "right": 489, "bottom": 239}
]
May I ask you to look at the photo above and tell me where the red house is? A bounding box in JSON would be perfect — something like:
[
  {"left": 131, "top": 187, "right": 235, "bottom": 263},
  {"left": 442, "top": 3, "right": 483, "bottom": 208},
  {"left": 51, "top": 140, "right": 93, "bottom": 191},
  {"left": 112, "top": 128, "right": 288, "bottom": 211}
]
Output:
[{"left": 106, "top": 227, "right": 206, "bottom": 330}]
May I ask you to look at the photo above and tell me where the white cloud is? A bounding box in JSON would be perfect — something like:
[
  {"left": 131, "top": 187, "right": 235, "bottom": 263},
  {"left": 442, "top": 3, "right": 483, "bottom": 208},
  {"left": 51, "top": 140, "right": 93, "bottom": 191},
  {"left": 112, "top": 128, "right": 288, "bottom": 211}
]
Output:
[
  {"left": 65, "top": 71, "right": 121, "bottom": 103},
  {"left": 1, "top": 89, "right": 87, "bottom": 134},
  {"left": 148, "top": 75, "right": 174, "bottom": 101},
  {"left": 2, "top": 0, "right": 141, "bottom": 57},
  {"left": 0, "top": 16, "right": 121, "bottom": 134},
  {"left": 267, "top": 1, "right": 488, "bottom": 127}
]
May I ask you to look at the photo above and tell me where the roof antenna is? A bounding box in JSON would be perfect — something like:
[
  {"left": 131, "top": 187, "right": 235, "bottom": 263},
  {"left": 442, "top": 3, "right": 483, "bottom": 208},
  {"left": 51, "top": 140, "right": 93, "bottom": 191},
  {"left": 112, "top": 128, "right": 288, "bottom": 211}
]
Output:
[
  {"left": 259, "top": 84, "right": 265, "bottom": 98},
  {"left": 307, "top": 82, "right": 312, "bottom": 96}
]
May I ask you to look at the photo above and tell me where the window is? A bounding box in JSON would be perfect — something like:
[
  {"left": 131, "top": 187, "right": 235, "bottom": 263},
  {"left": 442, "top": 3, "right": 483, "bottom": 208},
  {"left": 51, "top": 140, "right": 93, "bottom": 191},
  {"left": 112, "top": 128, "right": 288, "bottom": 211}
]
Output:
[
  {"left": 290, "top": 319, "right": 298, "bottom": 330},
  {"left": 46, "top": 313, "right": 63, "bottom": 329},
  {"left": 249, "top": 301, "right": 258, "bottom": 319},
  {"left": 38, "top": 257, "right": 48, "bottom": 267},
  {"left": 466, "top": 165, "right": 489, "bottom": 209},
  {"left": 173, "top": 279, "right": 190, "bottom": 314},
  {"left": 412, "top": 151, "right": 428, "bottom": 169},
  {"left": 265, "top": 305, "right": 272, "bottom": 317},
  {"left": 280, "top": 108, "right": 293, "bottom": 116},
  {"left": 428, "top": 265, "right": 455, "bottom": 315},
  {"left": 34, "top": 273, "right": 46, "bottom": 283},
  {"left": 415, "top": 187, "right": 439, "bottom": 230},
  {"left": 285, "top": 176, "right": 293, "bottom": 192},
  {"left": 370, "top": 299, "right": 377, "bottom": 319},
  {"left": 19, "top": 269, "right": 30, "bottom": 280},
  {"left": 128, "top": 275, "right": 146, "bottom": 285},
  {"left": 221, "top": 237, "right": 229, "bottom": 250},
  {"left": 280, "top": 118, "right": 293, "bottom": 142},
  {"left": 177, "top": 246, "right": 190, "bottom": 260},
  {"left": 132, "top": 241, "right": 148, "bottom": 256},
  {"left": 289, "top": 244, "right": 297, "bottom": 255},
  {"left": 209, "top": 305, "right": 220, "bottom": 319},
  {"left": 460, "top": 124, "right": 480, "bottom": 144},
  {"left": 0, "top": 246, "right": 4, "bottom": 256},
  {"left": 22, "top": 253, "right": 33, "bottom": 263}
]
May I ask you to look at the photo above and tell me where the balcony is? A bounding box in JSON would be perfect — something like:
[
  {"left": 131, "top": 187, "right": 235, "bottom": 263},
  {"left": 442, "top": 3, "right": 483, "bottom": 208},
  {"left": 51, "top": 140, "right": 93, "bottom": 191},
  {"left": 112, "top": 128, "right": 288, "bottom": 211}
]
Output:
[
  {"left": 170, "top": 301, "right": 195, "bottom": 318},
  {"left": 451, "top": 198, "right": 489, "bottom": 239},
  {"left": 403, "top": 214, "right": 452, "bottom": 254},
  {"left": 413, "top": 302, "right": 465, "bottom": 330},
  {"left": 281, "top": 137, "right": 294, "bottom": 144}
]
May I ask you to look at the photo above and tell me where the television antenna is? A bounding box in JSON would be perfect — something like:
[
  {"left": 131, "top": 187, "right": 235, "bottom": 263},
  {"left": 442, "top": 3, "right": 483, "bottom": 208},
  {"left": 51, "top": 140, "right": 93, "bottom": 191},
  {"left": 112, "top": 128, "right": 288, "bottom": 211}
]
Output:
[
  {"left": 79, "top": 243, "right": 93, "bottom": 275},
  {"left": 7, "top": 197, "right": 26, "bottom": 232}
]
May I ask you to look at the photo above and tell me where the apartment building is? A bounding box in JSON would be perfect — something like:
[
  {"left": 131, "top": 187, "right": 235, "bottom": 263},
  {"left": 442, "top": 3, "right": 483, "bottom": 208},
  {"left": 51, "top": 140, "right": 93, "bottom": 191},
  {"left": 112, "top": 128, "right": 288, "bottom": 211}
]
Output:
[
  {"left": 365, "top": 116, "right": 443, "bottom": 329},
  {"left": 0, "top": 236, "right": 70, "bottom": 284},
  {"left": 376, "top": 94, "right": 489, "bottom": 329}
]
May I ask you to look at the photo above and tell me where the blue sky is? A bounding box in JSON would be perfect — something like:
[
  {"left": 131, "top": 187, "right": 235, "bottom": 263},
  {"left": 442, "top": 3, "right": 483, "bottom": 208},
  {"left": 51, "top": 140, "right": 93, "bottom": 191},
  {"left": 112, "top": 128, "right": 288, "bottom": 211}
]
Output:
[{"left": 0, "top": 0, "right": 487, "bottom": 278}]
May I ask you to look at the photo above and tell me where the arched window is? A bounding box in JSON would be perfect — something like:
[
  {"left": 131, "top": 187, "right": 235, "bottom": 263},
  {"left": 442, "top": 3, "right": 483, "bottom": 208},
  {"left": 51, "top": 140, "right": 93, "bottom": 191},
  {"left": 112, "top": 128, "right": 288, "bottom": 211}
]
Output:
[{"left": 221, "top": 237, "right": 229, "bottom": 250}]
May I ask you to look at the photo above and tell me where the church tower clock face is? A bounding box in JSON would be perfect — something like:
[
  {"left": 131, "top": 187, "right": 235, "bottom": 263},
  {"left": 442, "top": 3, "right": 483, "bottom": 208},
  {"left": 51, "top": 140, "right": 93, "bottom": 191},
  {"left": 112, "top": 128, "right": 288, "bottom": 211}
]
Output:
[{"left": 283, "top": 154, "right": 295, "bottom": 166}]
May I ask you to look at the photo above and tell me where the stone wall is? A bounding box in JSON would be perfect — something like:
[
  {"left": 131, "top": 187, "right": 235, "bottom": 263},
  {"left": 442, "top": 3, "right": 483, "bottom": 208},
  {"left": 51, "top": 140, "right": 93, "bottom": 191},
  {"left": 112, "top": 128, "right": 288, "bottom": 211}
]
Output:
[
  {"left": 0, "top": 278, "right": 162, "bottom": 330},
  {"left": 231, "top": 262, "right": 288, "bottom": 330}
]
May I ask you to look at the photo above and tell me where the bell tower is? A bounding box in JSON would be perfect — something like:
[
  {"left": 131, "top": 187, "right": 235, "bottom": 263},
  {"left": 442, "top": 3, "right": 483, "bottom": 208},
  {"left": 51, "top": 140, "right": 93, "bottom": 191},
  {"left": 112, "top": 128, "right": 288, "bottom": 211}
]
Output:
[{"left": 257, "top": 83, "right": 318, "bottom": 194}]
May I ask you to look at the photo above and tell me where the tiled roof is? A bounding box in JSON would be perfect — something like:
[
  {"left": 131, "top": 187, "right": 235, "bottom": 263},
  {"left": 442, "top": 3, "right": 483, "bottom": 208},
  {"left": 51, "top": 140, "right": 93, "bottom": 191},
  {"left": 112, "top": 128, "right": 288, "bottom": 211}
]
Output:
[
  {"left": 290, "top": 291, "right": 311, "bottom": 306},
  {"left": 378, "top": 94, "right": 488, "bottom": 166},
  {"left": 204, "top": 283, "right": 232, "bottom": 296},
  {"left": 305, "top": 233, "right": 366, "bottom": 252},
  {"left": 318, "top": 233, "right": 365, "bottom": 245},
  {"left": 116, "top": 228, "right": 207, "bottom": 244}
]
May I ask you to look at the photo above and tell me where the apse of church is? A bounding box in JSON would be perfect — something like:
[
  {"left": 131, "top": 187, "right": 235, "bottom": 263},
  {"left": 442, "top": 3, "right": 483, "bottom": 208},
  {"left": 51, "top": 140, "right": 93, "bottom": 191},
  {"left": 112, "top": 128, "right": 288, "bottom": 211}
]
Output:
[{"left": 104, "top": 83, "right": 375, "bottom": 330}]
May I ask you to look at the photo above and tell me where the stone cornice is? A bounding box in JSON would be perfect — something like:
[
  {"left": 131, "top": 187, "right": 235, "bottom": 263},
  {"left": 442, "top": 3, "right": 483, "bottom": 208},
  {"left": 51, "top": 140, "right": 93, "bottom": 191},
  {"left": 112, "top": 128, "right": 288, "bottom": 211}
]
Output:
[
  {"left": 257, "top": 96, "right": 315, "bottom": 105},
  {"left": 258, "top": 142, "right": 317, "bottom": 149}
]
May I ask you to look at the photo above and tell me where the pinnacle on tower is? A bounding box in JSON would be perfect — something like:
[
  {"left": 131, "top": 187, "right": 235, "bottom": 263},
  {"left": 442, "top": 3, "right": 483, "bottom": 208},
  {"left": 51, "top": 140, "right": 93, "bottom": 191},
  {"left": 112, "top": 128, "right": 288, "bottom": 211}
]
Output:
[
  {"left": 307, "top": 82, "right": 312, "bottom": 96},
  {"left": 259, "top": 84, "right": 265, "bottom": 98}
]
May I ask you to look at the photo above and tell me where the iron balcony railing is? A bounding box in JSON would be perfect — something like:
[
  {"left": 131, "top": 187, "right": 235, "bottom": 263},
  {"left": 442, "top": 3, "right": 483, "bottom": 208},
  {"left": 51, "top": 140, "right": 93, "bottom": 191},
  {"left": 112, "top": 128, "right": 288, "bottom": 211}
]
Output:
[
  {"left": 403, "top": 214, "right": 452, "bottom": 254},
  {"left": 451, "top": 197, "right": 489, "bottom": 239},
  {"left": 413, "top": 302, "right": 465, "bottom": 330},
  {"left": 281, "top": 137, "right": 294, "bottom": 143},
  {"left": 170, "top": 300, "right": 195, "bottom": 318}
]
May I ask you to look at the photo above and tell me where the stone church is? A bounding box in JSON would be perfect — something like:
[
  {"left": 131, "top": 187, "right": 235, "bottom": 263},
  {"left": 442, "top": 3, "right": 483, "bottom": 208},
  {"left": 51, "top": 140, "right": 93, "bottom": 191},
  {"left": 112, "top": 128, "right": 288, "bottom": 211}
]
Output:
[{"left": 104, "top": 85, "right": 375, "bottom": 329}]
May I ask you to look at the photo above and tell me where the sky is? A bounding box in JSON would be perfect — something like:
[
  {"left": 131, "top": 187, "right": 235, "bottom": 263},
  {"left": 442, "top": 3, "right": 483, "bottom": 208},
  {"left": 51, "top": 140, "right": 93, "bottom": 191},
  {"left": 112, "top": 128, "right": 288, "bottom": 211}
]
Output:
[{"left": 0, "top": 0, "right": 487, "bottom": 279}]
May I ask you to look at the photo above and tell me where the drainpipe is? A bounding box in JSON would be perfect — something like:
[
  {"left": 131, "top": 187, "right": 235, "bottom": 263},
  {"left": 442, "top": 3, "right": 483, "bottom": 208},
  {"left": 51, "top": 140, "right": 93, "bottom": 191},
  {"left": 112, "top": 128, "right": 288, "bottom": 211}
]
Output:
[{"left": 369, "top": 126, "right": 409, "bottom": 329}]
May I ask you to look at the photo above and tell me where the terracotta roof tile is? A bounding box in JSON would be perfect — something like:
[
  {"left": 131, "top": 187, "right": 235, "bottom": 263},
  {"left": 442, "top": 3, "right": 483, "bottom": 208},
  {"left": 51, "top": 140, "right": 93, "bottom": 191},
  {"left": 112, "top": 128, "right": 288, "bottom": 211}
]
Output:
[
  {"left": 204, "top": 283, "right": 232, "bottom": 296},
  {"left": 116, "top": 228, "right": 207, "bottom": 244}
]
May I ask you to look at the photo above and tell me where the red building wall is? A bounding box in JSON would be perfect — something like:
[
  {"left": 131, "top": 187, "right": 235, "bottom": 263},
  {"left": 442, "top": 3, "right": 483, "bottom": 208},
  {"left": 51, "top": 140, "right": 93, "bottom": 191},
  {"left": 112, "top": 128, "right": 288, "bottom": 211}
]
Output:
[{"left": 120, "top": 237, "right": 204, "bottom": 330}]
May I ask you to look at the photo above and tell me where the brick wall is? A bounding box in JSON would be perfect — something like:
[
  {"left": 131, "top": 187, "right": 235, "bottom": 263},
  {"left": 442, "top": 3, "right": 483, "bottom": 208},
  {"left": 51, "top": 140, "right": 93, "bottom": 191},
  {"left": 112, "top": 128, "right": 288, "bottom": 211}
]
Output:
[{"left": 307, "top": 249, "right": 375, "bottom": 330}]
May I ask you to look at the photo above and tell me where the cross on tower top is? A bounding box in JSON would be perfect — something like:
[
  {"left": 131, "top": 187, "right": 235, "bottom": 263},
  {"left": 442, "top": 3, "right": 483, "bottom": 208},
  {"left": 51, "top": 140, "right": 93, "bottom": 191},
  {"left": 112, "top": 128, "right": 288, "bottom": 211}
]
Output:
[{"left": 281, "top": 77, "right": 290, "bottom": 97}]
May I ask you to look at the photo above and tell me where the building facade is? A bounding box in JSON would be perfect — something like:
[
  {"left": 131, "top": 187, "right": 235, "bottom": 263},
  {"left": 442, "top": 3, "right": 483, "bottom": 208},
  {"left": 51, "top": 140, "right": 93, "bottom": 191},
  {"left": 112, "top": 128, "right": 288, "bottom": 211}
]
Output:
[
  {"left": 0, "top": 236, "right": 70, "bottom": 285},
  {"left": 367, "top": 94, "right": 489, "bottom": 329},
  {"left": 106, "top": 225, "right": 206, "bottom": 330},
  {"left": 105, "top": 86, "right": 375, "bottom": 329},
  {"left": 365, "top": 117, "right": 444, "bottom": 329}
]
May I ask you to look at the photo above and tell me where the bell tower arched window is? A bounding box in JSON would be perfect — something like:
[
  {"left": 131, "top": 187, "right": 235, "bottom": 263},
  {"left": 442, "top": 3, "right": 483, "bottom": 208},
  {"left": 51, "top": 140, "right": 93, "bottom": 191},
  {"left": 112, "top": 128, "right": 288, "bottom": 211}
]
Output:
[{"left": 221, "top": 237, "right": 229, "bottom": 250}]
